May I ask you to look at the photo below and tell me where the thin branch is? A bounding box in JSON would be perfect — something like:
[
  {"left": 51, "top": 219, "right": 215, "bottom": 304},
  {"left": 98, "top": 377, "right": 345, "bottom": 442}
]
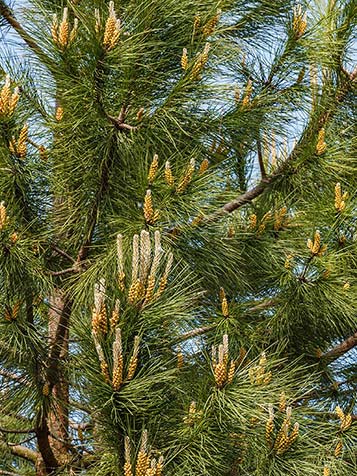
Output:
[
  {"left": 69, "top": 421, "right": 92, "bottom": 431},
  {"left": 256, "top": 138, "right": 266, "bottom": 179},
  {"left": 0, "top": 369, "right": 30, "bottom": 386},
  {"left": 69, "top": 400, "right": 91, "bottom": 414},
  {"left": 46, "top": 266, "right": 80, "bottom": 277},
  {"left": 321, "top": 331, "right": 357, "bottom": 360},
  {"left": 0, "top": 440, "right": 38, "bottom": 463},
  {"left": 0, "top": 1, "right": 55, "bottom": 69},
  {"left": 51, "top": 245, "right": 76, "bottom": 264},
  {"left": 248, "top": 298, "right": 277, "bottom": 312},
  {"left": 176, "top": 325, "right": 214, "bottom": 342},
  {"left": 0, "top": 427, "right": 35, "bottom": 434},
  {"left": 341, "top": 64, "right": 357, "bottom": 81}
]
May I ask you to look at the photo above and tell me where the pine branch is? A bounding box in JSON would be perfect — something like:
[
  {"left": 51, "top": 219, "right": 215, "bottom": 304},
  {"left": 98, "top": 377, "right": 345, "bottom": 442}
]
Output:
[
  {"left": 46, "top": 267, "right": 80, "bottom": 277},
  {"left": 35, "top": 416, "right": 60, "bottom": 472},
  {"left": 69, "top": 421, "right": 92, "bottom": 431},
  {"left": 207, "top": 65, "right": 357, "bottom": 220},
  {"left": 322, "top": 330, "right": 357, "bottom": 360},
  {"left": 248, "top": 298, "right": 277, "bottom": 312}
]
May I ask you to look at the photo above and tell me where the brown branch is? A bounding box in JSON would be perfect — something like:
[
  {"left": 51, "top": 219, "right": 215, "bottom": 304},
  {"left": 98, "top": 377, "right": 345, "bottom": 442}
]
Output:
[
  {"left": 51, "top": 245, "right": 76, "bottom": 264},
  {"left": 176, "top": 325, "right": 214, "bottom": 342},
  {"left": 321, "top": 330, "right": 357, "bottom": 360},
  {"left": 46, "top": 266, "right": 80, "bottom": 277},
  {"left": 35, "top": 416, "right": 60, "bottom": 472},
  {"left": 256, "top": 138, "right": 266, "bottom": 179},
  {"left": 0, "top": 1, "right": 55, "bottom": 69},
  {"left": 176, "top": 299, "right": 277, "bottom": 342},
  {"left": 0, "top": 440, "right": 38, "bottom": 463},
  {"left": 0, "top": 427, "right": 35, "bottom": 434},
  {"left": 248, "top": 298, "right": 277, "bottom": 312},
  {"left": 107, "top": 114, "right": 138, "bottom": 132},
  {"left": 69, "top": 421, "right": 92, "bottom": 431},
  {"left": 341, "top": 64, "right": 357, "bottom": 81},
  {"left": 0, "top": 369, "right": 30, "bottom": 386}
]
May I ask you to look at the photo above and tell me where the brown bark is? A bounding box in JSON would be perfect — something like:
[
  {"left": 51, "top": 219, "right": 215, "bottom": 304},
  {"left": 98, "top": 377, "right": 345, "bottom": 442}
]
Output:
[
  {"left": 45, "top": 290, "right": 71, "bottom": 466},
  {"left": 322, "top": 330, "right": 357, "bottom": 360}
]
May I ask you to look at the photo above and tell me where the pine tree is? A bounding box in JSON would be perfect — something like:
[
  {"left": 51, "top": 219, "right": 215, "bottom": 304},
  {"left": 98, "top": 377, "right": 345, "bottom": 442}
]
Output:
[{"left": 0, "top": 1, "right": 356, "bottom": 475}]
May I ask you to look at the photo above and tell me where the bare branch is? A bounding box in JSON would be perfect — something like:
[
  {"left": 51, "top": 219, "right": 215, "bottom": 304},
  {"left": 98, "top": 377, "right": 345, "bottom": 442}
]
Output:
[
  {"left": 0, "top": 440, "right": 38, "bottom": 463},
  {"left": 46, "top": 267, "right": 80, "bottom": 277},
  {"left": 321, "top": 331, "right": 357, "bottom": 360},
  {"left": 0, "top": 470, "right": 22, "bottom": 476},
  {"left": 176, "top": 325, "right": 214, "bottom": 342},
  {"left": 51, "top": 246, "right": 76, "bottom": 264},
  {"left": 69, "top": 421, "right": 92, "bottom": 431},
  {"left": 0, "top": 369, "right": 30, "bottom": 386},
  {"left": 248, "top": 298, "right": 277, "bottom": 312},
  {"left": 256, "top": 138, "right": 267, "bottom": 180},
  {"left": 0, "top": 427, "right": 35, "bottom": 434}
]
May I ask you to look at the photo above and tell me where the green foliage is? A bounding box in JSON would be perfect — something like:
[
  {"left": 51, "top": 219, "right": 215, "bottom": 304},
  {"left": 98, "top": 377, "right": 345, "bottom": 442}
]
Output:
[{"left": 0, "top": 0, "right": 356, "bottom": 475}]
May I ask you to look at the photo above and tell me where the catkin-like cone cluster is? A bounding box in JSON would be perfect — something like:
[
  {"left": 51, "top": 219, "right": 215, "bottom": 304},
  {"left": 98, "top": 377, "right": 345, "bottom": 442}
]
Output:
[
  {"left": 248, "top": 352, "right": 272, "bottom": 385},
  {"left": 177, "top": 158, "right": 196, "bottom": 193},
  {"left": 265, "top": 406, "right": 299, "bottom": 455},
  {"left": 125, "top": 432, "right": 164, "bottom": 476},
  {"left": 202, "top": 9, "right": 221, "bottom": 37},
  {"left": 189, "top": 43, "right": 210, "bottom": 81},
  {"left": 0, "top": 202, "right": 7, "bottom": 230},
  {"left": 91, "top": 279, "right": 107, "bottom": 336},
  {"left": 103, "top": 1, "right": 121, "bottom": 50},
  {"left": 335, "top": 405, "right": 352, "bottom": 432},
  {"left": 220, "top": 287, "right": 229, "bottom": 317},
  {"left": 292, "top": 5, "right": 307, "bottom": 39},
  {"left": 273, "top": 206, "right": 288, "bottom": 231},
  {"left": 212, "top": 334, "right": 236, "bottom": 388},
  {"left": 143, "top": 190, "right": 160, "bottom": 225},
  {"left": 51, "top": 8, "right": 78, "bottom": 49},
  {"left": 307, "top": 230, "right": 327, "bottom": 257},
  {"left": 0, "top": 75, "right": 20, "bottom": 117},
  {"left": 242, "top": 79, "right": 253, "bottom": 107},
  {"left": 316, "top": 128, "right": 327, "bottom": 155},
  {"left": 148, "top": 154, "right": 159, "bottom": 183},
  {"left": 334, "top": 183, "right": 348, "bottom": 212},
  {"left": 123, "top": 230, "right": 173, "bottom": 307},
  {"left": 9, "top": 124, "right": 28, "bottom": 158}
]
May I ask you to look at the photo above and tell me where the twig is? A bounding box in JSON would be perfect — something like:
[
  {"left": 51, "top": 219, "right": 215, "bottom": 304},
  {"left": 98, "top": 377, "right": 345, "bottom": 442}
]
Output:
[
  {"left": 46, "top": 266, "right": 80, "bottom": 277},
  {"left": 0, "top": 440, "right": 38, "bottom": 463},
  {"left": 51, "top": 245, "right": 76, "bottom": 264},
  {"left": 248, "top": 298, "right": 277, "bottom": 312},
  {"left": 0, "top": 470, "right": 22, "bottom": 476}
]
